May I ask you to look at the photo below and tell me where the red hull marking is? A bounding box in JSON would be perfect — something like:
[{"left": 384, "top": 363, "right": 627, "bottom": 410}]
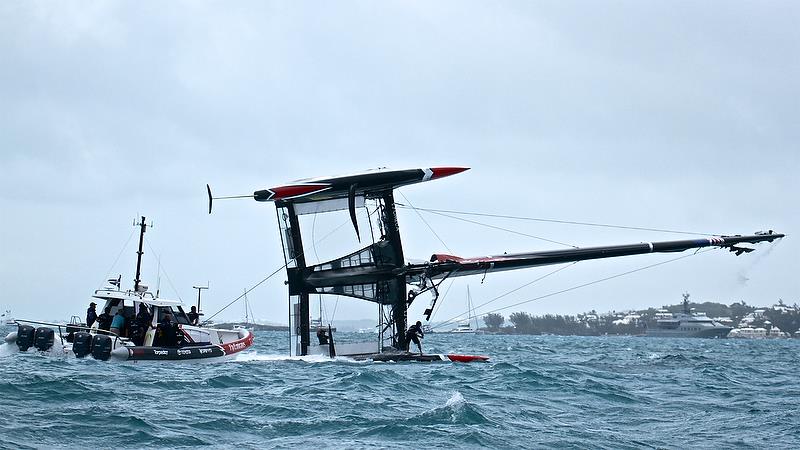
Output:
[
  {"left": 222, "top": 332, "right": 254, "bottom": 355},
  {"left": 268, "top": 184, "right": 331, "bottom": 200},
  {"left": 446, "top": 354, "right": 490, "bottom": 363},
  {"left": 430, "top": 167, "right": 469, "bottom": 179}
]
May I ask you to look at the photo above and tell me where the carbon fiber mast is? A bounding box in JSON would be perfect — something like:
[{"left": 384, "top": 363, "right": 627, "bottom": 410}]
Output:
[
  {"left": 380, "top": 191, "right": 407, "bottom": 350},
  {"left": 276, "top": 202, "right": 310, "bottom": 356}
]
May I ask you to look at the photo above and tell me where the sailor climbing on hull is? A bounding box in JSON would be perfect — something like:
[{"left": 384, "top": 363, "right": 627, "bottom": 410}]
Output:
[{"left": 404, "top": 321, "right": 425, "bottom": 355}]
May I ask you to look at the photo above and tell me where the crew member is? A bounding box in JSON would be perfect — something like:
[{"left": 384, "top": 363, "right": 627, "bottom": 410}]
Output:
[
  {"left": 133, "top": 304, "right": 152, "bottom": 346},
  {"left": 86, "top": 302, "right": 98, "bottom": 328},
  {"left": 187, "top": 306, "right": 200, "bottom": 326},
  {"left": 404, "top": 321, "right": 425, "bottom": 354},
  {"left": 97, "top": 307, "right": 113, "bottom": 332},
  {"left": 110, "top": 310, "right": 125, "bottom": 336},
  {"left": 136, "top": 304, "right": 152, "bottom": 329},
  {"left": 157, "top": 313, "right": 178, "bottom": 347},
  {"left": 316, "top": 327, "right": 328, "bottom": 345}
]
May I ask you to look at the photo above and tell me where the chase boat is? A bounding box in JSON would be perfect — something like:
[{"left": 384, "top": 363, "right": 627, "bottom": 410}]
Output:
[{"left": 4, "top": 217, "right": 253, "bottom": 362}]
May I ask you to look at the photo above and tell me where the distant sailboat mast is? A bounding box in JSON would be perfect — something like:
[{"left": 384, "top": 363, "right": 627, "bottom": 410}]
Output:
[{"left": 468, "top": 285, "right": 478, "bottom": 331}]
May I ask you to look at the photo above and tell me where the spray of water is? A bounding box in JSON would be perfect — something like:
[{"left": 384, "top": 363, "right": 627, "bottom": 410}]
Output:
[{"left": 736, "top": 239, "right": 782, "bottom": 286}]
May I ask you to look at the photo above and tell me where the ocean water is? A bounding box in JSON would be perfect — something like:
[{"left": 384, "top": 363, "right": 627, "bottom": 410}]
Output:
[{"left": 1, "top": 328, "right": 799, "bottom": 449}]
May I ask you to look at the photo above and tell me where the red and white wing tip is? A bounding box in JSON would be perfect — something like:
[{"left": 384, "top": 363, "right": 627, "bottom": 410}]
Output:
[{"left": 423, "top": 167, "right": 470, "bottom": 181}]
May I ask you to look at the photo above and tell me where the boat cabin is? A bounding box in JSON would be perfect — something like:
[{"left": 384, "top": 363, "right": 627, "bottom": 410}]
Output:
[{"left": 91, "top": 286, "right": 211, "bottom": 346}]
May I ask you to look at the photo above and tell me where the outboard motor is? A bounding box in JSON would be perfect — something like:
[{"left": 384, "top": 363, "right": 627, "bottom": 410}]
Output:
[
  {"left": 91, "top": 334, "right": 113, "bottom": 361},
  {"left": 65, "top": 323, "right": 83, "bottom": 343},
  {"left": 72, "top": 332, "right": 93, "bottom": 358},
  {"left": 34, "top": 327, "right": 55, "bottom": 351},
  {"left": 16, "top": 325, "right": 36, "bottom": 351}
]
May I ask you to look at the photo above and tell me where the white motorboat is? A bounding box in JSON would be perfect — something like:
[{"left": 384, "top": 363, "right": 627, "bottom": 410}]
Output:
[{"left": 4, "top": 217, "right": 253, "bottom": 362}]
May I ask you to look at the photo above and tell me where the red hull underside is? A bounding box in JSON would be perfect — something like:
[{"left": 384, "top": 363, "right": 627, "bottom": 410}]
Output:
[{"left": 446, "top": 354, "right": 490, "bottom": 362}]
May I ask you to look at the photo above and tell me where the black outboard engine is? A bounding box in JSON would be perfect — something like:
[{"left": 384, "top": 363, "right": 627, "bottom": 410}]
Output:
[
  {"left": 72, "top": 332, "right": 93, "bottom": 358},
  {"left": 16, "top": 325, "right": 36, "bottom": 351},
  {"left": 91, "top": 334, "right": 113, "bottom": 361},
  {"left": 65, "top": 322, "right": 84, "bottom": 343},
  {"left": 34, "top": 327, "right": 55, "bottom": 351}
]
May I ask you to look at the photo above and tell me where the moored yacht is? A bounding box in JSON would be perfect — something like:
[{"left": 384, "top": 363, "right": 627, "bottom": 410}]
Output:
[
  {"left": 646, "top": 294, "right": 732, "bottom": 338},
  {"left": 449, "top": 321, "right": 476, "bottom": 334}
]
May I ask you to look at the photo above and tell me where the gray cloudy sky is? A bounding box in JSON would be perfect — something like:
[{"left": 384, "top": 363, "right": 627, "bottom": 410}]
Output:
[{"left": 1, "top": 2, "right": 798, "bottom": 326}]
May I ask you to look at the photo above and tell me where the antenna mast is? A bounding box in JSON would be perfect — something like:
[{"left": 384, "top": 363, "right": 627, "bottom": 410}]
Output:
[
  {"left": 133, "top": 216, "right": 150, "bottom": 293},
  {"left": 193, "top": 284, "right": 209, "bottom": 313}
]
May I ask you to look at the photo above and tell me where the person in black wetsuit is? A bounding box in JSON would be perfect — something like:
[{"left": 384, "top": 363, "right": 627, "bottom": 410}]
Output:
[
  {"left": 316, "top": 327, "right": 329, "bottom": 345},
  {"left": 187, "top": 306, "right": 200, "bottom": 326},
  {"left": 404, "top": 321, "right": 425, "bottom": 354},
  {"left": 136, "top": 304, "right": 152, "bottom": 329},
  {"left": 96, "top": 307, "right": 113, "bottom": 332},
  {"left": 131, "top": 304, "right": 152, "bottom": 346},
  {"left": 86, "top": 302, "right": 97, "bottom": 328},
  {"left": 157, "top": 313, "right": 178, "bottom": 347}
]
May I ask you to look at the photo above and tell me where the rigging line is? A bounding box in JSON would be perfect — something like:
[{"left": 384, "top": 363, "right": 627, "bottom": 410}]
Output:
[
  {"left": 201, "top": 261, "right": 288, "bottom": 324},
  {"left": 203, "top": 214, "right": 352, "bottom": 325},
  {"left": 476, "top": 248, "right": 718, "bottom": 319},
  {"left": 315, "top": 215, "right": 357, "bottom": 247},
  {"left": 396, "top": 205, "right": 720, "bottom": 237},
  {"left": 432, "top": 262, "right": 577, "bottom": 330},
  {"left": 99, "top": 229, "right": 136, "bottom": 289},
  {"left": 429, "top": 277, "right": 456, "bottom": 323},
  {"left": 414, "top": 207, "right": 579, "bottom": 249},
  {"left": 145, "top": 241, "right": 184, "bottom": 303},
  {"left": 320, "top": 293, "right": 327, "bottom": 324},
  {"left": 246, "top": 290, "right": 256, "bottom": 323},
  {"left": 366, "top": 203, "right": 378, "bottom": 244},
  {"left": 330, "top": 295, "right": 340, "bottom": 324},
  {"left": 398, "top": 190, "right": 452, "bottom": 254},
  {"left": 311, "top": 212, "right": 320, "bottom": 264},
  {"left": 311, "top": 204, "right": 377, "bottom": 260}
]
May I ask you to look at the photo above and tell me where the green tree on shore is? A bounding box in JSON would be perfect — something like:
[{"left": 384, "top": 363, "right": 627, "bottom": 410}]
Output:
[{"left": 483, "top": 313, "right": 504, "bottom": 330}]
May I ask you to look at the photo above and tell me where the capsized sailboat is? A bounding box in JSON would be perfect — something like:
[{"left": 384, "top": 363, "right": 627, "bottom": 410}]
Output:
[
  {"left": 209, "top": 166, "right": 784, "bottom": 362},
  {"left": 4, "top": 217, "right": 253, "bottom": 362}
]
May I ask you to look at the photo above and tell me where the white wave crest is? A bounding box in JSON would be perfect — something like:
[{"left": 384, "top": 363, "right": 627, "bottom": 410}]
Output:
[
  {"left": 232, "top": 352, "right": 361, "bottom": 364},
  {"left": 445, "top": 391, "right": 466, "bottom": 408}
]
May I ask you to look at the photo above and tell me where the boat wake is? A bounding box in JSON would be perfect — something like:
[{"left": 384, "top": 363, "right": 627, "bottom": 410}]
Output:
[
  {"left": 0, "top": 343, "right": 16, "bottom": 357},
  {"left": 0, "top": 341, "right": 69, "bottom": 358},
  {"left": 232, "top": 352, "right": 362, "bottom": 364}
]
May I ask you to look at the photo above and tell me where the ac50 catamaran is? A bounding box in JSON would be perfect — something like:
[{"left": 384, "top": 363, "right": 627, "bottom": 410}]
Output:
[{"left": 208, "top": 166, "right": 783, "bottom": 362}]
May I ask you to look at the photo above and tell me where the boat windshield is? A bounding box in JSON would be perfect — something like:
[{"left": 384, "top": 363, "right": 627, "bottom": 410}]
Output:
[
  {"left": 155, "top": 306, "right": 191, "bottom": 325},
  {"left": 171, "top": 306, "right": 190, "bottom": 325}
]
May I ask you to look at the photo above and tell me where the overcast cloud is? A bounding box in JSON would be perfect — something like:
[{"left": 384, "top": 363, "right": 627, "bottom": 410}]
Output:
[{"left": 1, "top": 1, "right": 797, "bottom": 325}]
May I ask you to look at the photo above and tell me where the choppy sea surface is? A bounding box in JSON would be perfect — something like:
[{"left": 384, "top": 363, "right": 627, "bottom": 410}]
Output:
[{"left": 1, "top": 328, "right": 799, "bottom": 449}]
